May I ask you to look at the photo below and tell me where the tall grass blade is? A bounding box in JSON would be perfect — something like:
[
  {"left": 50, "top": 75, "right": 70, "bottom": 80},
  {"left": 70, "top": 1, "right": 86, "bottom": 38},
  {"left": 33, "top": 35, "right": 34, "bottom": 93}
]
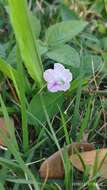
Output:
[
  {"left": 77, "top": 98, "right": 92, "bottom": 142},
  {"left": 16, "top": 46, "right": 29, "bottom": 152},
  {"left": 8, "top": 0, "right": 44, "bottom": 87}
]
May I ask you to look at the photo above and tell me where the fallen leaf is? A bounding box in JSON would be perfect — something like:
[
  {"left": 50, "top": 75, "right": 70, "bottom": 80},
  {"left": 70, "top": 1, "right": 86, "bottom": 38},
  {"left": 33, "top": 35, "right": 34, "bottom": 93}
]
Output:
[
  {"left": 39, "top": 143, "right": 94, "bottom": 179},
  {"left": 70, "top": 148, "right": 107, "bottom": 179}
]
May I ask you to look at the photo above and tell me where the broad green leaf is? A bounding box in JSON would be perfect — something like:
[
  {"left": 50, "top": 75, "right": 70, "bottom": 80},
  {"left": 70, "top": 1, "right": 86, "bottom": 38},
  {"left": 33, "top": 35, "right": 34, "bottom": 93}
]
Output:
[
  {"left": 46, "top": 45, "right": 80, "bottom": 68},
  {"left": 0, "top": 44, "right": 6, "bottom": 59},
  {"left": 80, "top": 33, "right": 101, "bottom": 52},
  {"left": 8, "top": 0, "right": 44, "bottom": 87},
  {"left": 101, "top": 37, "right": 107, "bottom": 50},
  {"left": 103, "top": 53, "right": 107, "bottom": 68},
  {"left": 46, "top": 20, "right": 87, "bottom": 47},
  {"left": 60, "top": 4, "right": 79, "bottom": 21},
  {"left": 30, "top": 12, "right": 41, "bottom": 38},
  {"left": 38, "top": 40, "right": 48, "bottom": 55},
  {"left": 71, "top": 54, "right": 103, "bottom": 79},
  {"left": 6, "top": 46, "right": 16, "bottom": 66},
  {"left": 28, "top": 92, "right": 64, "bottom": 125},
  {"left": 90, "top": 0, "right": 104, "bottom": 14},
  {"left": 82, "top": 54, "right": 103, "bottom": 76}
]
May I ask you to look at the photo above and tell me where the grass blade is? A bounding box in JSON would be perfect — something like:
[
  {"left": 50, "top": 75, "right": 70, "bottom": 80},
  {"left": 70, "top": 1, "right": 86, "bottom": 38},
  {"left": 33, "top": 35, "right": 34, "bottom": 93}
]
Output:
[
  {"left": 77, "top": 98, "right": 92, "bottom": 142},
  {"left": 8, "top": 0, "right": 44, "bottom": 87},
  {"left": 0, "top": 96, "right": 39, "bottom": 190},
  {"left": 16, "top": 46, "right": 29, "bottom": 152}
]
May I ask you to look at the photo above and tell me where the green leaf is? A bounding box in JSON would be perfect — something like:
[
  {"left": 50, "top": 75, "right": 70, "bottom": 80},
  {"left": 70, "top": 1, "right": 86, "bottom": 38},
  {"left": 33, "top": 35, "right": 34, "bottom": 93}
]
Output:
[
  {"left": 6, "top": 46, "right": 16, "bottom": 66},
  {"left": 60, "top": 4, "right": 79, "bottom": 21},
  {"left": 0, "top": 58, "right": 31, "bottom": 94},
  {"left": 0, "top": 44, "right": 6, "bottom": 59},
  {"left": 30, "top": 12, "right": 41, "bottom": 38},
  {"left": 90, "top": 0, "right": 104, "bottom": 14},
  {"left": 80, "top": 33, "right": 101, "bottom": 52},
  {"left": 16, "top": 47, "right": 29, "bottom": 152},
  {"left": 82, "top": 54, "right": 103, "bottom": 76},
  {"left": 46, "top": 20, "right": 87, "bottom": 47},
  {"left": 0, "top": 183, "right": 5, "bottom": 190},
  {"left": 38, "top": 40, "right": 48, "bottom": 55},
  {"left": 8, "top": 0, "right": 43, "bottom": 87},
  {"left": 0, "top": 157, "right": 22, "bottom": 174},
  {"left": 100, "top": 37, "right": 107, "bottom": 50},
  {"left": 46, "top": 45, "right": 80, "bottom": 68},
  {"left": 0, "top": 96, "right": 39, "bottom": 190},
  {"left": 0, "top": 58, "right": 17, "bottom": 79},
  {"left": 71, "top": 54, "right": 103, "bottom": 79},
  {"left": 28, "top": 92, "right": 64, "bottom": 125}
]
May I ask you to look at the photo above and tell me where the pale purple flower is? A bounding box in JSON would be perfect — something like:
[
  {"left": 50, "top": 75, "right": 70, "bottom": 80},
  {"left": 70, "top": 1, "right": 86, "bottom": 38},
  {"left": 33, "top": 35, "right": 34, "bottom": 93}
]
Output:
[{"left": 43, "top": 63, "right": 72, "bottom": 92}]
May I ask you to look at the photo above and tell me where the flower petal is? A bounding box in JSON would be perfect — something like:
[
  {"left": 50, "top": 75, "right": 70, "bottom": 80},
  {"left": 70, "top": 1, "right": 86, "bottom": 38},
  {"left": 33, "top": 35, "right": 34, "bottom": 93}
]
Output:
[
  {"left": 43, "top": 69, "right": 55, "bottom": 83},
  {"left": 62, "top": 69, "right": 73, "bottom": 82},
  {"left": 47, "top": 82, "right": 61, "bottom": 92},
  {"left": 61, "top": 82, "right": 71, "bottom": 91},
  {"left": 54, "top": 63, "right": 65, "bottom": 71},
  {"left": 54, "top": 64, "right": 72, "bottom": 82}
]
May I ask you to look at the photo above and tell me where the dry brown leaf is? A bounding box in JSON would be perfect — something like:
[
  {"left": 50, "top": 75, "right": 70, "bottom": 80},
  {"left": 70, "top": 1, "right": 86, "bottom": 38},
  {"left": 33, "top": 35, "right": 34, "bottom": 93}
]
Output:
[
  {"left": 70, "top": 148, "right": 107, "bottom": 179},
  {"left": 39, "top": 143, "right": 94, "bottom": 179}
]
